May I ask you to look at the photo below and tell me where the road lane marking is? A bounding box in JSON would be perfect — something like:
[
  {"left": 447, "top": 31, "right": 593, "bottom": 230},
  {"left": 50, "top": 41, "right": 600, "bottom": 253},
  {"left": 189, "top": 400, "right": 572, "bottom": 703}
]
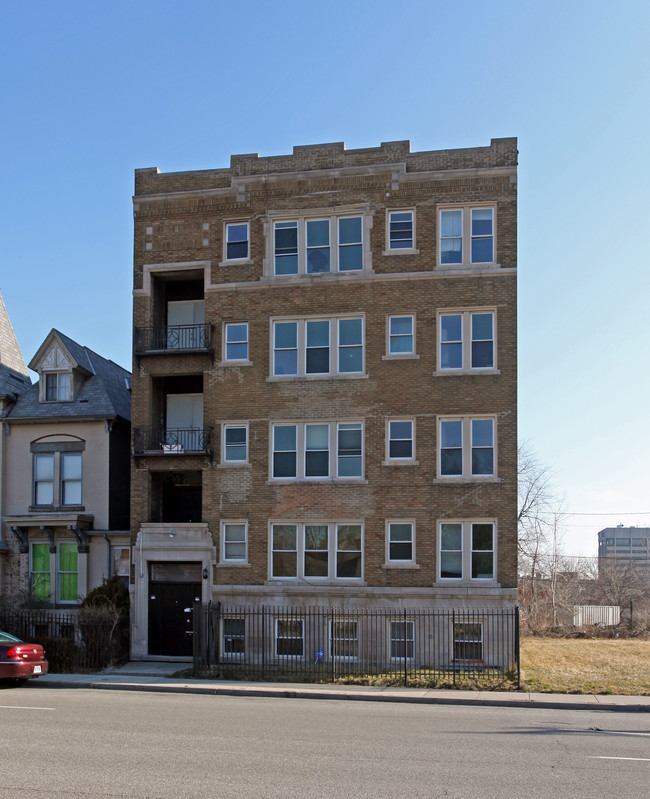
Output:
[
  {"left": 589, "top": 757, "right": 650, "bottom": 762},
  {"left": 0, "top": 705, "right": 56, "bottom": 711}
]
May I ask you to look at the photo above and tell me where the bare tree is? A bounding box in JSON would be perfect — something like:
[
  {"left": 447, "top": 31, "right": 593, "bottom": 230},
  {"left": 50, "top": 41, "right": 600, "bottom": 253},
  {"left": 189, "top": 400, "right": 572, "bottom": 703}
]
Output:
[{"left": 517, "top": 443, "right": 570, "bottom": 631}]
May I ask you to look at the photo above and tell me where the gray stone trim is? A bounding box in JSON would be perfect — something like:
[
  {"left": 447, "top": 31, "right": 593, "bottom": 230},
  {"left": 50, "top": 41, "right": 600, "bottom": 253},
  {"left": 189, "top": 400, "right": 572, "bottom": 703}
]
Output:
[{"left": 31, "top": 441, "right": 86, "bottom": 453}]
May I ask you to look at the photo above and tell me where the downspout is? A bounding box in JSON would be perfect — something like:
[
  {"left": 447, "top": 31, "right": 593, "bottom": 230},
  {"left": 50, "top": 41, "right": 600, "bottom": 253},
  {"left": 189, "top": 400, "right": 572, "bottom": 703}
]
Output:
[{"left": 103, "top": 532, "right": 111, "bottom": 579}]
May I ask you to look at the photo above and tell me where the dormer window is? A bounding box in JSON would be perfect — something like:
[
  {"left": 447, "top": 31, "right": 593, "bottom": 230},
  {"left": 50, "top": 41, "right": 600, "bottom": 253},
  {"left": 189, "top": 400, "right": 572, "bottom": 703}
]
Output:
[{"left": 45, "top": 372, "right": 71, "bottom": 402}]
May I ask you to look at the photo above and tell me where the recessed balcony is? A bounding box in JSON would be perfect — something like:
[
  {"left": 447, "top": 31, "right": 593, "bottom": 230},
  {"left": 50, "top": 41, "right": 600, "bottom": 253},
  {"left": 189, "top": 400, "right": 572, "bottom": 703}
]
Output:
[
  {"left": 134, "top": 324, "right": 213, "bottom": 356},
  {"left": 133, "top": 426, "right": 212, "bottom": 458}
]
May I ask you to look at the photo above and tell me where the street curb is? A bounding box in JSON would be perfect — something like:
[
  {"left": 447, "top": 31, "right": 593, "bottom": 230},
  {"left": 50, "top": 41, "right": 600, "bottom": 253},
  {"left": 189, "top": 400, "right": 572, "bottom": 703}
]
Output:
[{"left": 32, "top": 679, "right": 650, "bottom": 712}]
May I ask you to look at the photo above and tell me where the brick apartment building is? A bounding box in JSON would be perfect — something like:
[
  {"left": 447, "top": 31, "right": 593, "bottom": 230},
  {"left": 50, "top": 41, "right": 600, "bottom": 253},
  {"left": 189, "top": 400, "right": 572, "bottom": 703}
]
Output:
[{"left": 130, "top": 137, "right": 518, "bottom": 662}]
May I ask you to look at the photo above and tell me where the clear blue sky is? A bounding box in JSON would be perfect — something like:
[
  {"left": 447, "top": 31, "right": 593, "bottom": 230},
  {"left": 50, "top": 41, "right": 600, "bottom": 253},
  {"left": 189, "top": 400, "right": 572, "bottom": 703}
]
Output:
[{"left": 2, "top": 0, "right": 649, "bottom": 558}]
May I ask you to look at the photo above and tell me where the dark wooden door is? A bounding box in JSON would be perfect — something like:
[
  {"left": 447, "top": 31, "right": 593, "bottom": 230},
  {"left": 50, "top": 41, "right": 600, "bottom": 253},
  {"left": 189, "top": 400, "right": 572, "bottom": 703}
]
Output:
[{"left": 148, "top": 580, "right": 201, "bottom": 656}]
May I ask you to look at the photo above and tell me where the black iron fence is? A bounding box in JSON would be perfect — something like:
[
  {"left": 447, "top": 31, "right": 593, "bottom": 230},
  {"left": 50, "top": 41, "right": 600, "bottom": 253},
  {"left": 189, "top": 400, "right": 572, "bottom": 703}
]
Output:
[
  {"left": 0, "top": 610, "right": 123, "bottom": 673},
  {"left": 133, "top": 426, "right": 211, "bottom": 455},
  {"left": 193, "top": 604, "right": 520, "bottom": 687},
  {"left": 134, "top": 324, "right": 213, "bottom": 354}
]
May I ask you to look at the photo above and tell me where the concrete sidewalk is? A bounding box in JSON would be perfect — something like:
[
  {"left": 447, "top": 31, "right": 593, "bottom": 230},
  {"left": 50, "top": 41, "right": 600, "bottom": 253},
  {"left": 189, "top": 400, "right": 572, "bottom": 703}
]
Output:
[{"left": 29, "top": 661, "right": 650, "bottom": 713}]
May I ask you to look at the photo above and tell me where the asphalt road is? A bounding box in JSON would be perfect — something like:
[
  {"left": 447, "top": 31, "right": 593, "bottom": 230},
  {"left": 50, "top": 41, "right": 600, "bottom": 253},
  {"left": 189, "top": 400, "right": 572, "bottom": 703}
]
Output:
[{"left": 1, "top": 686, "right": 649, "bottom": 798}]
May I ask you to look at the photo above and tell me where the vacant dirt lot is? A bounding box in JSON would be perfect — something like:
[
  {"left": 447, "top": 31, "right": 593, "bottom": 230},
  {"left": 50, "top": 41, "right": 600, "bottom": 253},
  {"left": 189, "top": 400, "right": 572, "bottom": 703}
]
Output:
[{"left": 520, "top": 637, "right": 650, "bottom": 694}]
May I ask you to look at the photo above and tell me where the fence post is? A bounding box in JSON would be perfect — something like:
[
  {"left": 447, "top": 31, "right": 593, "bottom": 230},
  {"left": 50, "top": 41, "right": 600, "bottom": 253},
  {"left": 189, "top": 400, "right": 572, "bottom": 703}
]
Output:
[
  {"left": 452, "top": 610, "right": 456, "bottom": 687},
  {"left": 403, "top": 609, "right": 408, "bottom": 687},
  {"left": 515, "top": 605, "right": 520, "bottom": 689},
  {"left": 261, "top": 605, "right": 266, "bottom": 681}
]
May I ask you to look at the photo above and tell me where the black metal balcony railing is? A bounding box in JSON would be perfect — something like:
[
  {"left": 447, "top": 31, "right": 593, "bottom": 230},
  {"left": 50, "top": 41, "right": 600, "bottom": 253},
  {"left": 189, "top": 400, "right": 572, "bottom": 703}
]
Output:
[
  {"left": 134, "top": 324, "right": 212, "bottom": 354},
  {"left": 133, "top": 427, "right": 211, "bottom": 455}
]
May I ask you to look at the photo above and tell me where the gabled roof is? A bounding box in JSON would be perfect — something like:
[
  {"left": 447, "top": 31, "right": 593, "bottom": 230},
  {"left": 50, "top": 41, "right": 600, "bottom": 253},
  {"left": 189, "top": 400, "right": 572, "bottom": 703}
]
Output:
[
  {"left": 5, "top": 329, "right": 131, "bottom": 422},
  {"left": 0, "top": 291, "right": 31, "bottom": 401}
]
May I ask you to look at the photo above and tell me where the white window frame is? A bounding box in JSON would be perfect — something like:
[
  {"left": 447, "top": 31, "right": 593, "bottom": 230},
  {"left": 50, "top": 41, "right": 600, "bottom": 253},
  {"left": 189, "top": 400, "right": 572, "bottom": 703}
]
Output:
[
  {"left": 60, "top": 452, "right": 82, "bottom": 506},
  {"left": 385, "top": 520, "right": 416, "bottom": 566},
  {"left": 33, "top": 453, "right": 55, "bottom": 506},
  {"left": 222, "top": 423, "right": 249, "bottom": 465},
  {"left": 43, "top": 371, "right": 72, "bottom": 402},
  {"left": 270, "top": 316, "right": 365, "bottom": 379},
  {"left": 221, "top": 616, "right": 246, "bottom": 659},
  {"left": 385, "top": 314, "right": 416, "bottom": 358},
  {"left": 57, "top": 542, "right": 79, "bottom": 604},
  {"left": 220, "top": 521, "right": 248, "bottom": 564},
  {"left": 453, "top": 621, "right": 484, "bottom": 663},
  {"left": 437, "top": 309, "right": 496, "bottom": 373},
  {"left": 270, "top": 422, "right": 364, "bottom": 481},
  {"left": 275, "top": 618, "right": 304, "bottom": 658},
  {"left": 385, "top": 419, "right": 416, "bottom": 464},
  {"left": 437, "top": 416, "right": 496, "bottom": 478},
  {"left": 438, "top": 520, "right": 496, "bottom": 582},
  {"left": 438, "top": 205, "right": 496, "bottom": 267},
  {"left": 385, "top": 209, "right": 417, "bottom": 253},
  {"left": 329, "top": 618, "right": 359, "bottom": 661},
  {"left": 33, "top": 450, "right": 84, "bottom": 508},
  {"left": 223, "top": 322, "right": 249, "bottom": 363},
  {"left": 269, "top": 521, "right": 364, "bottom": 582},
  {"left": 389, "top": 619, "right": 415, "bottom": 661},
  {"left": 223, "top": 221, "right": 250, "bottom": 262},
  {"left": 265, "top": 206, "right": 371, "bottom": 277}
]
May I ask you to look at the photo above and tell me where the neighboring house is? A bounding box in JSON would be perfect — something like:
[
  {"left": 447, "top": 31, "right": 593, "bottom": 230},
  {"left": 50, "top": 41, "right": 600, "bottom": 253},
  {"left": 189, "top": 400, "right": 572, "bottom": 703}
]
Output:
[
  {"left": 598, "top": 526, "right": 650, "bottom": 578},
  {"left": 130, "top": 137, "right": 518, "bottom": 661},
  {"left": 1, "top": 329, "right": 131, "bottom": 605},
  {"left": 0, "top": 292, "right": 32, "bottom": 569}
]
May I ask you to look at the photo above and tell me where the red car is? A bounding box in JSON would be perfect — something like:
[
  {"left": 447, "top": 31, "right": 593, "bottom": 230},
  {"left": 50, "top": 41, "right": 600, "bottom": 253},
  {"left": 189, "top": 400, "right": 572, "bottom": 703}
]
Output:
[{"left": 0, "top": 630, "right": 48, "bottom": 684}]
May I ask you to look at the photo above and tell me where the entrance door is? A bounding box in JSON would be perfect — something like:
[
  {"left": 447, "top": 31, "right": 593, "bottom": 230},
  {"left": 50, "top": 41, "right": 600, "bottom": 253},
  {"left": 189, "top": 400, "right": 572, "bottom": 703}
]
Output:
[{"left": 148, "top": 562, "right": 202, "bottom": 657}]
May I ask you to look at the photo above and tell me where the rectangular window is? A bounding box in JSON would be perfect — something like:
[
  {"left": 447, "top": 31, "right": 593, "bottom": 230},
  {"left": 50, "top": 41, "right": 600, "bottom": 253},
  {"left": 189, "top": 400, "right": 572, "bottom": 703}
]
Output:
[
  {"left": 304, "top": 525, "right": 329, "bottom": 577},
  {"left": 471, "top": 209, "right": 494, "bottom": 263},
  {"left": 453, "top": 622, "right": 483, "bottom": 662},
  {"left": 387, "top": 521, "right": 415, "bottom": 564},
  {"left": 275, "top": 618, "right": 304, "bottom": 657},
  {"left": 224, "top": 323, "right": 249, "bottom": 361},
  {"left": 305, "top": 424, "right": 329, "bottom": 477},
  {"left": 336, "top": 525, "right": 362, "bottom": 578},
  {"left": 388, "top": 211, "right": 414, "bottom": 250},
  {"left": 45, "top": 372, "right": 71, "bottom": 402},
  {"left": 31, "top": 543, "right": 51, "bottom": 602},
  {"left": 438, "top": 521, "right": 495, "bottom": 581},
  {"left": 439, "top": 417, "right": 495, "bottom": 478},
  {"left": 272, "top": 317, "right": 364, "bottom": 378},
  {"left": 439, "top": 206, "right": 495, "bottom": 266},
  {"left": 270, "top": 522, "right": 363, "bottom": 580},
  {"left": 271, "top": 422, "right": 363, "bottom": 480},
  {"left": 439, "top": 311, "right": 495, "bottom": 371},
  {"left": 338, "top": 318, "right": 363, "bottom": 373},
  {"left": 222, "top": 522, "right": 248, "bottom": 563},
  {"left": 272, "top": 214, "right": 364, "bottom": 275},
  {"left": 471, "top": 523, "right": 495, "bottom": 579},
  {"left": 223, "top": 617, "right": 245, "bottom": 656},
  {"left": 58, "top": 543, "right": 78, "bottom": 603},
  {"left": 329, "top": 619, "right": 359, "bottom": 659},
  {"left": 225, "top": 222, "right": 249, "bottom": 261},
  {"left": 306, "top": 320, "right": 330, "bottom": 374},
  {"left": 306, "top": 219, "right": 330, "bottom": 273},
  {"left": 388, "top": 315, "right": 414, "bottom": 355},
  {"left": 274, "top": 221, "right": 299, "bottom": 275},
  {"left": 60, "top": 452, "right": 82, "bottom": 506},
  {"left": 387, "top": 420, "right": 414, "bottom": 461},
  {"left": 271, "top": 524, "right": 298, "bottom": 578},
  {"left": 338, "top": 216, "right": 363, "bottom": 271},
  {"left": 223, "top": 424, "right": 248, "bottom": 464},
  {"left": 337, "top": 423, "right": 362, "bottom": 477},
  {"left": 389, "top": 620, "right": 414, "bottom": 660},
  {"left": 272, "top": 425, "right": 297, "bottom": 478},
  {"left": 33, "top": 453, "right": 54, "bottom": 506}
]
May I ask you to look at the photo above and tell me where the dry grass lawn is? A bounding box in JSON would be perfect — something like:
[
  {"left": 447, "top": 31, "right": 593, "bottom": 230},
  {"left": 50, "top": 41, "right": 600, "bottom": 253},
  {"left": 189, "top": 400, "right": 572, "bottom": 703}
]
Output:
[{"left": 520, "top": 637, "right": 650, "bottom": 695}]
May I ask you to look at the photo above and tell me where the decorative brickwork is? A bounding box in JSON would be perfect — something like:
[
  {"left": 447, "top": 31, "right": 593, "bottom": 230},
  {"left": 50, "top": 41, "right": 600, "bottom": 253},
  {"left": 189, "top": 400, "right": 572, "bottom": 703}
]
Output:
[{"left": 130, "top": 138, "right": 518, "bottom": 658}]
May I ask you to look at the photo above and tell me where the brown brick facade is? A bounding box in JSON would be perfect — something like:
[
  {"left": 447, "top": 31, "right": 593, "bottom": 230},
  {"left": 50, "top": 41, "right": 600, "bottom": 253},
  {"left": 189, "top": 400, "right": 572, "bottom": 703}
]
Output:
[{"left": 130, "top": 138, "right": 518, "bottom": 657}]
